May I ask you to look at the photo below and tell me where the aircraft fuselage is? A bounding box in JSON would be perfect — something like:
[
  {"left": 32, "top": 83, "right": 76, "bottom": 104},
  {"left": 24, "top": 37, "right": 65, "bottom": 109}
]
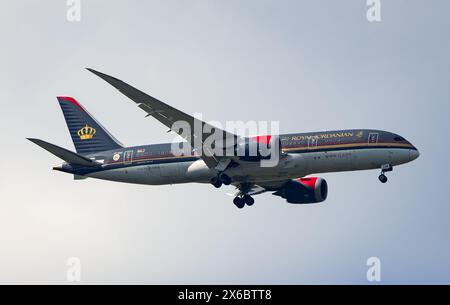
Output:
[{"left": 55, "top": 129, "right": 419, "bottom": 186}]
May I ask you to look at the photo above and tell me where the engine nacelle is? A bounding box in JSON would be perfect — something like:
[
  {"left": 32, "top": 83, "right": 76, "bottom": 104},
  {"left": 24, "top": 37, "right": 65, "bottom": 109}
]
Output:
[
  {"left": 273, "top": 177, "right": 328, "bottom": 204},
  {"left": 236, "top": 135, "right": 281, "bottom": 161}
]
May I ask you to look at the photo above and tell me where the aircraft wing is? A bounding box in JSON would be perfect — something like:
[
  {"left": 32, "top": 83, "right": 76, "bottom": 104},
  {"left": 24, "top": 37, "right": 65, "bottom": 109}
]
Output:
[{"left": 87, "top": 68, "right": 237, "bottom": 169}]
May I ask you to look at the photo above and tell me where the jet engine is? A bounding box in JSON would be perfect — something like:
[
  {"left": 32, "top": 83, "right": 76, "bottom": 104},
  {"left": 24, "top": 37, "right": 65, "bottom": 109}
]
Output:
[{"left": 273, "top": 177, "right": 328, "bottom": 204}]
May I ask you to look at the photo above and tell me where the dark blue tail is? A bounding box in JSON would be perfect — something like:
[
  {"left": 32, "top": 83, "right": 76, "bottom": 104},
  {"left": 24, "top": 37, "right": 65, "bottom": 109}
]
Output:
[{"left": 57, "top": 96, "right": 123, "bottom": 155}]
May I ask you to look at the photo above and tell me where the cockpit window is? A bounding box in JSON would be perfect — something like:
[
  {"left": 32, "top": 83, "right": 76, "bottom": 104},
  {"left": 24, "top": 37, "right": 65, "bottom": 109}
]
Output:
[{"left": 394, "top": 136, "right": 405, "bottom": 141}]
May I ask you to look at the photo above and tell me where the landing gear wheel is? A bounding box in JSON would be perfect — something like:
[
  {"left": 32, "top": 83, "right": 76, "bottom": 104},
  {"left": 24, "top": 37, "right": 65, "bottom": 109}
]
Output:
[
  {"left": 233, "top": 197, "right": 245, "bottom": 209},
  {"left": 243, "top": 195, "right": 255, "bottom": 206},
  {"left": 378, "top": 174, "right": 388, "bottom": 183},
  {"left": 219, "top": 173, "right": 232, "bottom": 186},
  {"left": 211, "top": 177, "right": 222, "bottom": 188},
  {"left": 378, "top": 164, "right": 392, "bottom": 184}
]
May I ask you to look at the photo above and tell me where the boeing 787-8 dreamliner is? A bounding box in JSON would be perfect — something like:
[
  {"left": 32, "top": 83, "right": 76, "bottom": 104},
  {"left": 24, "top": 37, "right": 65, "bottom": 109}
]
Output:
[{"left": 29, "top": 69, "right": 419, "bottom": 208}]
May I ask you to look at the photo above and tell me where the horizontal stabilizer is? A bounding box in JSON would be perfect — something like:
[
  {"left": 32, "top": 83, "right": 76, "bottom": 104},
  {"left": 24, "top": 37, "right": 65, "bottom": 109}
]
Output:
[
  {"left": 27, "top": 138, "right": 100, "bottom": 167},
  {"left": 74, "top": 175, "right": 88, "bottom": 180}
]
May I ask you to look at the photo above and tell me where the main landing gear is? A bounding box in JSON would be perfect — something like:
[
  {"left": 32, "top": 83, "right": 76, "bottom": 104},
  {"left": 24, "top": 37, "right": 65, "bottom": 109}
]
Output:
[
  {"left": 233, "top": 195, "right": 255, "bottom": 209},
  {"left": 210, "top": 173, "right": 232, "bottom": 188},
  {"left": 210, "top": 174, "right": 255, "bottom": 209},
  {"left": 378, "top": 164, "right": 393, "bottom": 184}
]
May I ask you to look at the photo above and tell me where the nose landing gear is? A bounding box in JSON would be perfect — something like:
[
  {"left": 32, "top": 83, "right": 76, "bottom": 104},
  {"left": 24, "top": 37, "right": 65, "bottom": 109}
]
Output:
[
  {"left": 378, "top": 164, "right": 393, "bottom": 184},
  {"left": 378, "top": 174, "right": 388, "bottom": 183}
]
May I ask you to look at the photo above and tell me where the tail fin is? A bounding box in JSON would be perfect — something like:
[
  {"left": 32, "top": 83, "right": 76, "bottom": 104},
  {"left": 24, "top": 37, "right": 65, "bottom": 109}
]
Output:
[{"left": 57, "top": 97, "right": 123, "bottom": 155}]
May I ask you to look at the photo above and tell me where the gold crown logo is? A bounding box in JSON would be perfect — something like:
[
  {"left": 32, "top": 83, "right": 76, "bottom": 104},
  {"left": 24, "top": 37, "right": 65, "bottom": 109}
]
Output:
[{"left": 77, "top": 124, "right": 96, "bottom": 140}]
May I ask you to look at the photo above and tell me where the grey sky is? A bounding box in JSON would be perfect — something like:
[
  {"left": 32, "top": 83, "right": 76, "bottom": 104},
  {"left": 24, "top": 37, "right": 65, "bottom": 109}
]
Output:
[{"left": 0, "top": 0, "right": 449, "bottom": 284}]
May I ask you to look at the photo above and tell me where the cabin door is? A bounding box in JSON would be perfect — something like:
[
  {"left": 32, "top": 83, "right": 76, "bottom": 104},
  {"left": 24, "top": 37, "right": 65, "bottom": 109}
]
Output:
[{"left": 124, "top": 150, "right": 133, "bottom": 164}]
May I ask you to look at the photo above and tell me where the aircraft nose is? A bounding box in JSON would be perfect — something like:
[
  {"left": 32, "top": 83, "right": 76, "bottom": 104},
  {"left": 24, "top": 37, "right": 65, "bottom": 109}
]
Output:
[{"left": 409, "top": 148, "right": 420, "bottom": 161}]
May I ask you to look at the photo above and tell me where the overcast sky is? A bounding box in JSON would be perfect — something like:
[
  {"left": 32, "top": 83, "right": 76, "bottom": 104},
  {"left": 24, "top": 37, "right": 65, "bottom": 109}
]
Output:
[{"left": 0, "top": 0, "right": 449, "bottom": 284}]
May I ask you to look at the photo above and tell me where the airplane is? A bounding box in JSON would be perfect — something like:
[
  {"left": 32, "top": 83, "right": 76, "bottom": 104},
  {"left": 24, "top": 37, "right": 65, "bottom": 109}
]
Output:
[{"left": 28, "top": 69, "right": 420, "bottom": 209}]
